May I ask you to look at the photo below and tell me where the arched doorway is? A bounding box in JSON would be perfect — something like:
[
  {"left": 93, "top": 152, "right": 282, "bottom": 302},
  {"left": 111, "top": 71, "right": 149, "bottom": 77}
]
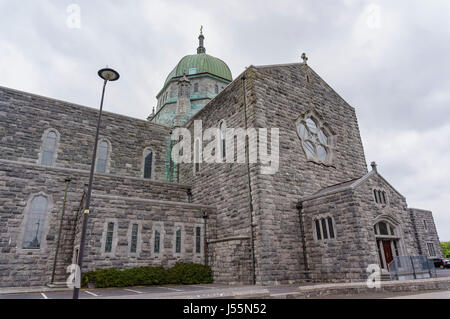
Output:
[{"left": 374, "top": 221, "right": 402, "bottom": 270}]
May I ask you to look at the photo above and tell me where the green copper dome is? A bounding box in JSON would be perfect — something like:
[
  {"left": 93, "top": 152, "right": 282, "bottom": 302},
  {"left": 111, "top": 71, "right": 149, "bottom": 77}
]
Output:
[
  {"left": 162, "top": 30, "right": 232, "bottom": 88},
  {"left": 164, "top": 53, "right": 232, "bottom": 85}
]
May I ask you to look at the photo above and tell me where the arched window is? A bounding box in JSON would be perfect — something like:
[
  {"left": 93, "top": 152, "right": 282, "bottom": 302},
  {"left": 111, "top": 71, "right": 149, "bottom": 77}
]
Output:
[
  {"left": 296, "top": 115, "right": 333, "bottom": 164},
  {"left": 130, "top": 223, "right": 139, "bottom": 253},
  {"left": 154, "top": 230, "right": 161, "bottom": 253},
  {"left": 215, "top": 85, "right": 219, "bottom": 94},
  {"left": 41, "top": 130, "right": 58, "bottom": 166},
  {"left": 144, "top": 149, "right": 153, "bottom": 179},
  {"left": 374, "top": 221, "right": 396, "bottom": 236},
  {"left": 195, "top": 226, "right": 202, "bottom": 254},
  {"left": 373, "top": 189, "right": 388, "bottom": 205},
  {"left": 315, "top": 219, "right": 322, "bottom": 240},
  {"left": 23, "top": 196, "right": 48, "bottom": 249},
  {"left": 220, "top": 121, "right": 226, "bottom": 160},
  {"left": 194, "top": 139, "right": 201, "bottom": 173},
  {"left": 175, "top": 228, "right": 182, "bottom": 253},
  {"left": 327, "top": 217, "right": 335, "bottom": 238},
  {"left": 105, "top": 222, "right": 115, "bottom": 253},
  {"left": 96, "top": 140, "right": 110, "bottom": 173}
]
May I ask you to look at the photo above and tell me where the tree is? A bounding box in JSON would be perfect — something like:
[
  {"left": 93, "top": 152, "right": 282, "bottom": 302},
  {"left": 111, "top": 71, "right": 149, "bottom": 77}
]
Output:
[{"left": 441, "top": 242, "right": 450, "bottom": 258}]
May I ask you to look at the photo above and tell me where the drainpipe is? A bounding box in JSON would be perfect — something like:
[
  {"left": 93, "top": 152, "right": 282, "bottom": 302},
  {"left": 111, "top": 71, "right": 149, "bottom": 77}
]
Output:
[
  {"left": 296, "top": 202, "right": 309, "bottom": 280},
  {"left": 51, "top": 177, "right": 72, "bottom": 284},
  {"left": 242, "top": 74, "right": 257, "bottom": 285}
]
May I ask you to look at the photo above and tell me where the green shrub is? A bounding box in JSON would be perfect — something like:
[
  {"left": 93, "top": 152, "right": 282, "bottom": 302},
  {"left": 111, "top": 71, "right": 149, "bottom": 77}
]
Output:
[
  {"left": 168, "top": 262, "right": 212, "bottom": 285},
  {"left": 82, "top": 263, "right": 212, "bottom": 288}
]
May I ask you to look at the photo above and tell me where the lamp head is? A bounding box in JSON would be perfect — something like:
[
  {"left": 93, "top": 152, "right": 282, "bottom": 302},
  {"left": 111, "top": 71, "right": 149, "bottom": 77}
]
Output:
[{"left": 98, "top": 68, "right": 120, "bottom": 81}]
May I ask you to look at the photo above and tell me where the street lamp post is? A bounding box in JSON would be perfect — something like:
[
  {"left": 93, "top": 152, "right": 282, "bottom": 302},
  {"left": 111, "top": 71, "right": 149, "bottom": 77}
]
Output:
[{"left": 72, "top": 68, "right": 120, "bottom": 299}]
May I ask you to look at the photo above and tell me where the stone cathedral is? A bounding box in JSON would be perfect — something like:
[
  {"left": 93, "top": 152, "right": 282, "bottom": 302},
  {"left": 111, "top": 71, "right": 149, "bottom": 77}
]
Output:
[{"left": 0, "top": 31, "right": 443, "bottom": 287}]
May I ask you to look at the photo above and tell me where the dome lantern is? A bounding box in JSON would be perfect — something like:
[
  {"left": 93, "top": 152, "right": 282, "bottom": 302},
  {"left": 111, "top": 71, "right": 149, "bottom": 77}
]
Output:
[{"left": 197, "top": 26, "right": 206, "bottom": 54}]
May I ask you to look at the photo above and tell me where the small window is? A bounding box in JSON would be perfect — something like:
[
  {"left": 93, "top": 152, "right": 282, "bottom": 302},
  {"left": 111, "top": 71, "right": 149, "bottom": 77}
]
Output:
[
  {"left": 41, "top": 131, "right": 58, "bottom": 166},
  {"left": 215, "top": 85, "right": 219, "bottom": 94},
  {"left": 220, "top": 121, "right": 226, "bottom": 159},
  {"left": 378, "top": 222, "right": 389, "bottom": 236},
  {"left": 315, "top": 220, "right": 322, "bottom": 240},
  {"left": 144, "top": 149, "right": 153, "bottom": 179},
  {"left": 194, "top": 83, "right": 199, "bottom": 93},
  {"left": 195, "top": 227, "right": 201, "bottom": 254},
  {"left": 105, "top": 222, "right": 115, "bottom": 253},
  {"left": 154, "top": 230, "right": 161, "bottom": 254},
  {"left": 373, "top": 189, "right": 388, "bottom": 205},
  {"left": 130, "top": 224, "right": 139, "bottom": 253},
  {"left": 23, "top": 195, "right": 48, "bottom": 249},
  {"left": 427, "top": 243, "right": 436, "bottom": 257},
  {"left": 96, "top": 140, "right": 110, "bottom": 173},
  {"left": 327, "top": 217, "right": 335, "bottom": 239},
  {"left": 321, "top": 219, "right": 328, "bottom": 240},
  {"left": 423, "top": 220, "right": 428, "bottom": 231},
  {"left": 175, "top": 229, "right": 182, "bottom": 254},
  {"left": 314, "top": 216, "right": 336, "bottom": 241},
  {"left": 390, "top": 226, "right": 395, "bottom": 236}
]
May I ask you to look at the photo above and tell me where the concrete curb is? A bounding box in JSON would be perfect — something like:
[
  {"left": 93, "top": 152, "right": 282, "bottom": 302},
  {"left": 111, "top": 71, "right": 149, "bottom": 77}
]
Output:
[{"left": 273, "top": 278, "right": 450, "bottom": 299}]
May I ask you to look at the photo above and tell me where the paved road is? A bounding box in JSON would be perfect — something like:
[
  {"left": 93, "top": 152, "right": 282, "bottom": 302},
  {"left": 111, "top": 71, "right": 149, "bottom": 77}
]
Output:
[
  {"left": 0, "top": 283, "right": 245, "bottom": 300},
  {"left": 436, "top": 268, "right": 450, "bottom": 278},
  {"left": 388, "top": 290, "right": 450, "bottom": 299},
  {"left": 1, "top": 268, "right": 448, "bottom": 299}
]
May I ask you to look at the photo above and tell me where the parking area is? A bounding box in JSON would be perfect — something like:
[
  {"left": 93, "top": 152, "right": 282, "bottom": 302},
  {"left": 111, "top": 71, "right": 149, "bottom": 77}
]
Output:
[
  {"left": 1, "top": 269, "right": 449, "bottom": 299},
  {"left": 0, "top": 283, "right": 238, "bottom": 300}
]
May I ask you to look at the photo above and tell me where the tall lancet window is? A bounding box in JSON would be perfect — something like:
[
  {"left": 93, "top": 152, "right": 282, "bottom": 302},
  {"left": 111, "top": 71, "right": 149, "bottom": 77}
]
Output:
[
  {"left": 194, "top": 139, "right": 201, "bottom": 173},
  {"left": 96, "top": 140, "right": 110, "bottom": 173},
  {"left": 41, "top": 130, "right": 58, "bottom": 166},
  {"left": 144, "top": 149, "right": 153, "bottom": 179},
  {"left": 23, "top": 195, "right": 48, "bottom": 249},
  {"left": 220, "top": 121, "right": 226, "bottom": 160}
]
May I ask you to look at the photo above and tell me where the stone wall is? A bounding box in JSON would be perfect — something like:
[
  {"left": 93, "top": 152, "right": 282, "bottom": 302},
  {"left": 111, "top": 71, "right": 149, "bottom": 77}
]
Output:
[
  {"left": 179, "top": 69, "right": 257, "bottom": 284},
  {"left": 246, "top": 64, "right": 369, "bottom": 284},
  {"left": 410, "top": 208, "right": 443, "bottom": 259},
  {"left": 79, "top": 194, "right": 215, "bottom": 272},
  {"left": 0, "top": 86, "right": 170, "bottom": 181},
  {"left": 302, "top": 189, "right": 377, "bottom": 282},
  {"left": 301, "top": 171, "right": 434, "bottom": 282},
  {"left": 0, "top": 159, "right": 205, "bottom": 287},
  {"left": 0, "top": 86, "right": 214, "bottom": 287},
  {"left": 178, "top": 63, "right": 371, "bottom": 284},
  {"left": 208, "top": 238, "right": 253, "bottom": 285},
  {"left": 353, "top": 172, "right": 419, "bottom": 259}
]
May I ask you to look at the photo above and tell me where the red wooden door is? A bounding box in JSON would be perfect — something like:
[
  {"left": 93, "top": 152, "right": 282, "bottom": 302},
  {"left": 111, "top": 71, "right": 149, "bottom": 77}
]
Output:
[{"left": 383, "top": 240, "right": 394, "bottom": 265}]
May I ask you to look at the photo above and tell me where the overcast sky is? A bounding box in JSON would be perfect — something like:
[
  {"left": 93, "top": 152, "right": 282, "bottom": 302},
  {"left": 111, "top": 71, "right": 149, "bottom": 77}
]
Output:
[{"left": 0, "top": 0, "right": 449, "bottom": 241}]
